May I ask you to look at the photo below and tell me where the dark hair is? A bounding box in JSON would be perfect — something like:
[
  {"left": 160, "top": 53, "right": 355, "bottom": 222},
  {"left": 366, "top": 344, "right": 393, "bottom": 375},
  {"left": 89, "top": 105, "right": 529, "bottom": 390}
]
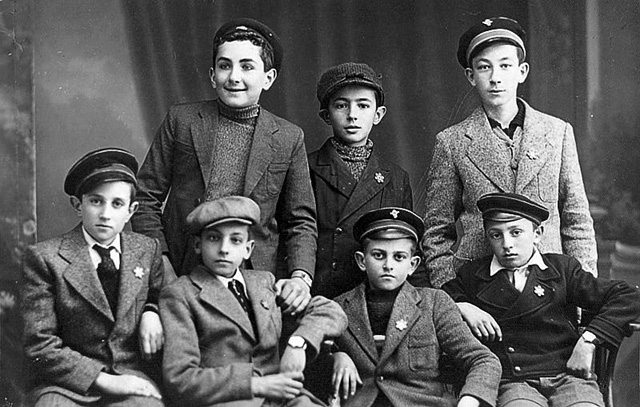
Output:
[
  {"left": 469, "top": 41, "right": 525, "bottom": 67},
  {"left": 212, "top": 30, "right": 275, "bottom": 71},
  {"left": 77, "top": 179, "right": 137, "bottom": 203}
]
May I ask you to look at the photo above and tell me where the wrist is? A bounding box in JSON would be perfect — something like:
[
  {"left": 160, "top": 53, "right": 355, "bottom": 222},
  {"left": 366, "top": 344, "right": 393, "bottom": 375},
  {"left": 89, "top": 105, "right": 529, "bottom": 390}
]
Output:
[
  {"left": 581, "top": 331, "right": 602, "bottom": 346},
  {"left": 287, "top": 335, "right": 307, "bottom": 350},
  {"left": 291, "top": 270, "right": 312, "bottom": 288}
]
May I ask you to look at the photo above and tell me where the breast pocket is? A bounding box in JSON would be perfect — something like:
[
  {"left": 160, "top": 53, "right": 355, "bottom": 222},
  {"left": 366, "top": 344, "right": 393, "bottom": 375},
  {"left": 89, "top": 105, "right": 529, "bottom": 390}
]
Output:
[
  {"left": 408, "top": 335, "right": 439, "bottom": 371},
  {"left": 259, "top": 162, "right": 290, "bottom": 198}
]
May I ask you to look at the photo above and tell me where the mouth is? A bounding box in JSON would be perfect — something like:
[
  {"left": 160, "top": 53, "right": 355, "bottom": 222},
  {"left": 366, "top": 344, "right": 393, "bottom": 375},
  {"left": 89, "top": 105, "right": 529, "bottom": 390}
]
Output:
[
  {"left": 224, "top": 88, "right": 247, "bottom": 93},
  {"left": 489, "top": 89, "right": 505, "bottom": 94},
  {"left": 95, "top": 224, "right": 112, "bottom": 230},
  {"left": 215, "top": 259, "right": 233, "bottom": 264},
  {"left": 344, "top": 126, "right": 361, "bottom": 133}
]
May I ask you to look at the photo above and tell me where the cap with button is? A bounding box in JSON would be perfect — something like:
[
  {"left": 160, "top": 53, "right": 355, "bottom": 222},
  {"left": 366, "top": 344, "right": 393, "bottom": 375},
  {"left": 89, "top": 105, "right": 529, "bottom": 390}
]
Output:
[
  {"left": 353, "top": 207, "right": 424, "bottom": 243},
  {"left": 457, "top": 17, "right": 526, "bottom": 68},
  {"left": 213, "top": 18, "right": 283, "bottom": 71},
  {"left": 64, "top": 147, "right": 138, "bottom": 197},
  {"left": 477, "top": 192, "right": 549, "bottom": 226}
]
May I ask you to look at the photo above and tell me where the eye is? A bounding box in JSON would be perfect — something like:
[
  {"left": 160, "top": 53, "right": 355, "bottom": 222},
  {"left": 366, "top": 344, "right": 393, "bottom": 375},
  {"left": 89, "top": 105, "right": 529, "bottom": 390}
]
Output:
[
  {"left": 217, "top": 61, "right": 231, "bottom": 70},
  {"left": 511, "top": 229, "right": 522, "bottom": 237},
  {"left": 476, "top": 64, "right": 489, "bottom": 71},
  {"left": 489, "top": 232, "right": 501, "bottom": 240},
  {"left": 89, "top": 197, "right": 102, "bottom": 205},
  {"left": 242, "top": 63, "right": 255, "bottom": 71},
  {"left": 371, "top": 251, "right": 384, "bottom": 260},
  {"left": 394, "top": 253, "right": 407, "bottom": 261},
  {"left": 334, "top": 102, "right": 347, "bottom": 110},
  {"left": 501, "top": 63, "right": 512, "bottom": 69},
  {"left": 357, "top": 103, "right": 370, "bottom": 109},
  {"left": 112, "top": 200, "right": 125, "bottom": 208},
  {"left": 231, "top": 237, "right": 243, "bottom": 244}
]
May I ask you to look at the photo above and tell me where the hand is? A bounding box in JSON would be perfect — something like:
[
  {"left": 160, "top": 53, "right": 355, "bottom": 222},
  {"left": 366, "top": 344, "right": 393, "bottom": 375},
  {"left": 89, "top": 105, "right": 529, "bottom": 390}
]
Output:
[
  {"left": 162, "top": 254, "right": 178, "bottom": 282},
  {"left": 139, "top": 311, "right": 164, "bottom": 359},
  {"left": 457, "top": 302, "right": 502, "bottom": 342},
  {"left": 92, "top": 373, "right": 162, "bottom": 400},
  {"left": 274, "top": 277, "right": 311, "bottom": 316},
  {"left": 280, "top": 345, "right": 306, "bottom": 373},
  {"left": 251, "top": 371, "right": 304, "bottom": 400},
  {"left": 457, "top": 395, "right": 481, "bottom": 407},
  {"left": 566, "top": 337, "right": 596, "bottom": 379},
  {"left": 332, "top": 352, "right": 362, "bottom": 400}
]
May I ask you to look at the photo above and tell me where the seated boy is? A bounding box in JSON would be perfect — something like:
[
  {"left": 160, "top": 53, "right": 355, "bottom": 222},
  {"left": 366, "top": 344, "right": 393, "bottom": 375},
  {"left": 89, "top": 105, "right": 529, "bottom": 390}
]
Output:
[
  {"left": 22, "top": 148, "right": 167, "bottom": 406},
  {"left": 159, "top": 196, "right": 347, "bottom": 406},
  {"left": 331, "top": 207, "right": 500, "bottom": 407},
  {"left": 443, "top": 192, "right": 640, "bottom": 407}
]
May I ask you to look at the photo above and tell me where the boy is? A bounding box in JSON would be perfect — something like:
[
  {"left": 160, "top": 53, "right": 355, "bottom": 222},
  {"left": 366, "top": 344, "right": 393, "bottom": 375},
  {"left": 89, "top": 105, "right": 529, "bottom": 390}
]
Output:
[
  {"left": 422, "top": 17, "right": 597, "bottom": 288},
  {"left": 309, "top": 62, "right": 414, "bottom": 299},
  {"left": 22, "top": 148, "right": 167, "bottom": 406},
  {"left": 132, "top": 18, "right": 317, "bottom": 315},
  {"left": 331, "top": 207, "right": 500, "bottom": 407},
  {"left": 159, "top": 196, "right": 347, "bottom": 406},
  {"left": 443, "top": 192, "right": 640, "bottom": 407}
]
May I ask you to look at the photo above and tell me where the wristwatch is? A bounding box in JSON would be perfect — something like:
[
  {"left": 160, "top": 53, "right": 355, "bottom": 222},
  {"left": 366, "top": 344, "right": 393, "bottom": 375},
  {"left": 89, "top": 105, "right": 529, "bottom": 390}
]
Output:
[
  {"left": 291, "top": 270, "right": 313, "bottom": 288},
  {"left": 287, "top": 335, "right": 307, "bottom": 350},
  {"left": 581, "top": 331, "right": 602, "bottom": 346}
]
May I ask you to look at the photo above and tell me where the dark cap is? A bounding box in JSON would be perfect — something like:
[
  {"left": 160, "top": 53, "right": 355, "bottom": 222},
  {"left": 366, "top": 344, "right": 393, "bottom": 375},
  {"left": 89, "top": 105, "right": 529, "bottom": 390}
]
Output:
[
  {"left": 353, "top": 207, "right": 424, "bottom": 243},
  {"left": 317, "top": 62, "right": 385, "bottom": 109},
  {"left": 457, "top": 17, "right": 526, "bottom": 68},
  {"left": 186, "top": 196, "right": 261, "bottom": 235},
  {"left": 64, "top": 147, "right": 138, "bottom": 197},
  {"left": 477, "top": 192, "right": 549, "bottom": 226},
  {"left": 213, "top": 18, "right": 283, "bottom": 71}
]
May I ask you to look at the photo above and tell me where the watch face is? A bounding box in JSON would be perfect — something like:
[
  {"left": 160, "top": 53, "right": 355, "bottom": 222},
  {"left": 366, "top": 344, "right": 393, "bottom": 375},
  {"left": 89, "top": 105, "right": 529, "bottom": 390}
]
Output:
[{"left": 288, "top": 336, "right": 305, "bottom": 348}]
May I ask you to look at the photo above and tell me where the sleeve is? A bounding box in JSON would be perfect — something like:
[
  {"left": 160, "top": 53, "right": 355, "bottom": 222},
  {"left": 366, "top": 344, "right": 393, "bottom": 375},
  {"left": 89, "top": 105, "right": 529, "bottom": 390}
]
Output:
[
  {"left": 401, "top": 169, "right": 414, "bottom": 210},
  {"left": 160, "top": 284, "right": 254, "bottom": 405},
  {"left": 557, "top": 123, "right": 598, "bottom": 275},
  {"left": 441, "top": 272, "right": 474, "bottom": 304},
  {"left": 421, "top": 133, "right": 463, "bottom": 288},
  {"left": 291, "top": 296, "right": 348, "bottom": 358},
  {"left": 21, "top": 246, "right": 104, "bottom": 394},
  {"left": 142, "top": 238, "right": 168, "bottom": 313}
]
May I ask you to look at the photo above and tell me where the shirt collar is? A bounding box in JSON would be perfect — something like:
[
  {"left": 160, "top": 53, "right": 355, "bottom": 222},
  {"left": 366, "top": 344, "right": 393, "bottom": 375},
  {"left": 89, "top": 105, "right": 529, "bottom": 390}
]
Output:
[
  {"left": 82, "top": 226, "right": 122, "bottom": 254},
  {"left": 487, "top": 99, "right": 525, "bottom": 136},
  {"left": 489, "top": 248, "right": 547, "bottom": 276},
  {"left": 216, "top": 269, "right": 247, "bottom": 291}
]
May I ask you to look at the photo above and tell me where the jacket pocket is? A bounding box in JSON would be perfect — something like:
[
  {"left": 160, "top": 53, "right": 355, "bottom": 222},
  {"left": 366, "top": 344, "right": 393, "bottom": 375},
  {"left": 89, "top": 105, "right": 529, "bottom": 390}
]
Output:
[
  {"left": 408, "top": 336, "right": 438, "bottom": 371},
  {"left": 257, "top": 162, "right": 289, "bottom": 198}
]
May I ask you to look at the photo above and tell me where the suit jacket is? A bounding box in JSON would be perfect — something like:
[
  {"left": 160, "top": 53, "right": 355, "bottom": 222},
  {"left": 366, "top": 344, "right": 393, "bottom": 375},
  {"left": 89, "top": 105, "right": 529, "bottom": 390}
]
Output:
[
  {"left": 159, "top": 266, "right": 347, "bottom": 406},
  {"left": 442, "top": 253, "right": 640, "bottom": 379},
  {"left": 422, "top": 99, "right": 597, "bottom": 288},
  {"left": 308, "top": 140, "right": 413, "bottom": 298},
  {"left": 132, "top": 100, "right": 317, "bottom": 279},
  {"left": 21, "top": 225, "right": 166, "bottom": 402},
  {"left": 334, "top": 283, "right": 500, "bottom": 407}
]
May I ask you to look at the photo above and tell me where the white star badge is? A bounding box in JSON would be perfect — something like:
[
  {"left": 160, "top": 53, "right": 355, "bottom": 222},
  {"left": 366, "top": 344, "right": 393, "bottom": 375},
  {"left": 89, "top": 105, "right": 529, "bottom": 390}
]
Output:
[
  {"left": 133, "top": 266, "right": 145, "bottom": 279},
  {"left": 482, "top": 19, "right": 493, "bottom": 26},
  {"left": 395, "top": 319, "right": 408, "bottom": 331},
  {"left": 390, "top": 209, "right": 399, "bottom": 218},
  {"left": 534, "top": 285, "right": 545, "bottom": 297},
  {"left": 374, "top": 172, "right": 385, "bottom": 183}
]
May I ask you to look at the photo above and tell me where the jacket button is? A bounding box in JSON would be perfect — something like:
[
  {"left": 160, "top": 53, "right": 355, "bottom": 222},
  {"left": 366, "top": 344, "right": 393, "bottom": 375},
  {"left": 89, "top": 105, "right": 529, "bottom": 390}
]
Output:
[
  {"left": 335, "top": 227, "right": 343, "bottom": 235},
  {"left": 514, "top": 366, "right": 521, "bottom": 372},
  {"left": 331, "top": 262, "right": 337, "bottom": 270},
  {"left": 377, "top": 376, "right": 384, "bottom": 381},
  {"left": 507, "top": 347, "right": 515, "bottom": 353}
]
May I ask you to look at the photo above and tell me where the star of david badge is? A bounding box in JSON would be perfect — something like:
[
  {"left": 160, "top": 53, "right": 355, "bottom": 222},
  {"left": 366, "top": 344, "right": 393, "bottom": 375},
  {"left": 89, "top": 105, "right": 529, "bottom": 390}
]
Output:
[
  {"left": 534, "top": 285, "right": 545, "bottom": 297},
  {"left": 482, "top": 19, "right": 493, "bottom": 26},
  {"left": 374, "top": 172, "right": 385, "bottom": 183},
  {"left": 526, "top": 149, "right": 540, "bottom": 160},
  {"left": 395, "top": 319, "right": 408, "bottom": 331},
  {"left": 390, "top": 209, "right": 399, "bottom": 218},
  {"left": 133, "top": 266, "right": 145, "bottom": 279}
]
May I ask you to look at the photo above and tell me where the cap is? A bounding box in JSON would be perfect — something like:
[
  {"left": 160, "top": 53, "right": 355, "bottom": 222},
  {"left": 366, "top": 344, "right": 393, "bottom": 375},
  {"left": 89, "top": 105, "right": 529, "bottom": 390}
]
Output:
[
  {"left": 317, "top": 62, "right": 385, "bottom": 109},
  {"left": 457, "top": 17, "right": 526, "bottom": 68},
  {"left": 213, "top": 18, "right": 283, "bottom": 71},
  {"left": 64, "top": 147, "right": 138, "bottom": 197},
  {"left": 477, "top": 192, "right": 549, "bottom": 226},
  {"left": 353, "top": 207, "right": 424, "bottom": 243},
  {"left": 186, "top": 196, "right": 261, "bottom": 235}
]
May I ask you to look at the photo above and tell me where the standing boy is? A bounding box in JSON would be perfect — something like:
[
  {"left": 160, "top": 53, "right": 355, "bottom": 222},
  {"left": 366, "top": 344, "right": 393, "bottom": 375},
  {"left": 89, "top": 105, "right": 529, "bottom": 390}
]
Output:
[
  {"left": 132, "top": 18, "right": 317, "bottom": 314},
  {"left": 160, "top": 196, "right": 347, "bottom": 406},
  {"left": 331, "top": 207, "right": 500, "bottom": 407},
  {"left": 443, "top": 193, "right": 640, "bottom": 407},
  {"left": 422, "top": 17, "right": 596, "bottom": 288},
  {"left": 309, "top": 62, "right": 414, "bottom": 299},
  {"left": 22, "top": 148, "right": 166, "bottom": 406}
]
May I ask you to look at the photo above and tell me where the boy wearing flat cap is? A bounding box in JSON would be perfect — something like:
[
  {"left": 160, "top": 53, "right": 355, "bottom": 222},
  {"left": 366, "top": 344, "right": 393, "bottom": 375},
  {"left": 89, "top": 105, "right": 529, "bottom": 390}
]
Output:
[
  {"left": 159, "top": 196, "right": 347, "bottom": 406},
  {"left": 443, "top": 192, "right": 640, "bottom": 407},
  {"left": 308, "top": 62, "right": 414, "bottom": 300},
  {"left": 22, "top": 148, "right": 167, "bottom": 406},
  {"left": 133, "top": 18, "right": 317, "bottom": 316},
  {"left": 422, "top": 17, "right": 597, "bottom": 288},
  {"left": 330, "top": 207, "right": 500, "bottom": 407}
]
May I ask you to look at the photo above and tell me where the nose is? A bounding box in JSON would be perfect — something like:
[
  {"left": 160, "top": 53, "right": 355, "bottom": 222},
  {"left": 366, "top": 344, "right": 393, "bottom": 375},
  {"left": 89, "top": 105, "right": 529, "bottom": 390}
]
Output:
[
  {"left": 502, "top": 236, "right": 514, "bottom": 250},
  {"left": 228, "top": 65, "right": 241, "bottom": 83},
  {"left": 383, "top": 257, "right": 393, "bottom": 271},
  {"left": 99, "top": 205, "right": 112, "bottom": 220},
  {"left": 219, "top": 238, "right": 231, "bottom": 253},
  {"left": 489, "top": 68, "right": 501, "bottom": 84},
  {"left": 346, "top": 103, "right": 357, "bottom": 121}
]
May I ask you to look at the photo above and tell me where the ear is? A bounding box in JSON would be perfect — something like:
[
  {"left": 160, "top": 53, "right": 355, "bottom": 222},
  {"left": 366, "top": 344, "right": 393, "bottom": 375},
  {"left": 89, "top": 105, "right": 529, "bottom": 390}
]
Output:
[
  {"left": 70, "top": 196, "right": 82, "bottom": 217},
  {"left": 372, "top": 106, "right": 387, "bottom": 125},
  {"left": 533, "top": 224, "right": 543, "bottom": 245},
  {"left": 262, "top": 68, "right": 278, "bottom": 91},
  {"left": 209, "top": 67, "right": 216, "bottom": 88},
  {"left": 194, "top": 236, "right": 202, "bottom": 255},
  {"left": 465, "top": 67, "right": 476, "bottom": 86},
  {"left": 518, "top": 62, "right": 530, "bottom": 84},
  {"left": 319, "top": 109, "right": 331, "bottom": 125},
  {"left": 243, "top": 239, "right": 255, "bottom": 260},
  {"left": 125, "top": 201, "right": 139, "bottom": 222},
  {"left": 354, "top": 251, "right": 367, "bottom": 272},
  {"left": 408, "top": 255, "right": 421, "bottom": 276}
]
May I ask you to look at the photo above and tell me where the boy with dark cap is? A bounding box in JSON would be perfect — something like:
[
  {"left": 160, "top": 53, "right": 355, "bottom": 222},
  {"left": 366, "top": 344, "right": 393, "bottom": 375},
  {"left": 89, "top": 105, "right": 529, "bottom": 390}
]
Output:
[
  {"left": 443, "top": 192, "right": 640, "bottom": 407},
  {"left": 308, "top": 62, "right": 414, "bottom": 299},
  {"left": 159, "top": 196, "right": 347, "bottom": 407},
  {"left": 22, "top": 148, "right": 167, "bottom": 406},
  {"left": 330, "top": 207, "right": 500, "bottom": 407},
  {"left": 422, "top": 17, "right": 597, "bottom": 288},
  {"left": 132, "top": 18, "right": 317, "bottom": 315}
]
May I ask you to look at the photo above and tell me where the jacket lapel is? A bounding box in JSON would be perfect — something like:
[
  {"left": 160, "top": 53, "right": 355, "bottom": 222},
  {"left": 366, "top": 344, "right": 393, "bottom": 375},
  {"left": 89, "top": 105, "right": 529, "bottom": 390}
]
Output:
[
  {"left": 310, "top": 140, "right": 355, "bottom": 199},
  {"left": 342, "top": 285, "right": 378, "bottom": 364},
  {"left": 191, "top": 101, "right": 219, "bottom": 183},
  {"left": 243, "top": 270, "right": 277, "bottom": 344},
  {"left": 339, "top": 152, "right": 389, "bottom": 223},
  {"left": 60, "top": 225, "right": 113, "bottom": 321},
  {"left": 114, "top": 233, "right": 145, "bottom": 322},
  {"left": 500, "top": 263, "right": 561, "bottom": 321},
  {"left": 244, "top": 109, "right": 277, "bottom": 196},
  {"left": 378, "top": 284, "right": 422, "bottom": 366}
]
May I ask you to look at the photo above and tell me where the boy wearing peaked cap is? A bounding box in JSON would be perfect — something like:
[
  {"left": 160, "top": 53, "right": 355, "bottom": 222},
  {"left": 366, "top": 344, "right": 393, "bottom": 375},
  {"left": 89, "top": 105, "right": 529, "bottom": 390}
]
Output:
[
  {"left": 443, "top": 192, "right": 640, "bottom": 407},
  {"left": 422, "top": 17, "right": 597, "bottom": 289},
  {"left": 330, "top": 207, "right": 500, "bottom": 407},
  {"left": 21, "top": 148, "right": 168, "bottom": 406},
  {"left": 308, "top": 62, "right": 415, "bottom": 300},
  {"left": 132, "top": 18, "right": 317, "bottom": 316},
  {"left": 159, "top": 196, "right": 347, "bottom": 406}
]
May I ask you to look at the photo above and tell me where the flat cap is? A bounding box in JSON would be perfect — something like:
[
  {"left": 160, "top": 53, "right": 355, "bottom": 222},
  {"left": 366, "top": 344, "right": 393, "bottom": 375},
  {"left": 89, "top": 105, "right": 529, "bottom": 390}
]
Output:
[
  {"left": 353, "top": 207, "right": 424, "bottom": 243},
  {"left": 64, "top": 147, "right": 138, "bottom": 196},
  {"left": 186, "top": 196, "right": 261, "bottom": 235},
  {"left": 317, "top": 62, "right": 384, "bottom": 109},
  {"left": 457, "top": 17, "right": 526, "bottom": 68},
  {"left": 477, "top": 192, "right": 549, "bottom": 226},
  {"left": 214, "top": 18, "right": 283, "bottom": 71}
]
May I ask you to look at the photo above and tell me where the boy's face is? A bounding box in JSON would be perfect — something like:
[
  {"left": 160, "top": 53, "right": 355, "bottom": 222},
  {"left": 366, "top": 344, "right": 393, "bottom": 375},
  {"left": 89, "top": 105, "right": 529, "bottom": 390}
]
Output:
[
  {"left": 355, "top": 237, "right": 420, "bottom": 291},
  {"left": 465, "top": 43, "right": 529, "bottom": 111},
  {"left": 195, "top": 222, "right": 255, "bottom": 278},
  {"left": 320, "top": 85, "right": 386, "bottom": 147},
  {"left": 210, "top": 40, "right": 277, "bottom": 108},
  {"left": 70, "top": 181, "right": 138, "bottom": 246},
  {"left": 485, "top": 216, "right": 542, "bottom": 269}
]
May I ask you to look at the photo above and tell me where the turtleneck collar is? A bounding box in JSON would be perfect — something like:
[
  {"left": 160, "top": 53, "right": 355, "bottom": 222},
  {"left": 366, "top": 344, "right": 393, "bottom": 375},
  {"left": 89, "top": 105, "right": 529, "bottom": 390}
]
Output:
[
  {"left": 217, "top": 100, "right": 260, "bottom": 123},
  {"left": 331, "top": 137, "right": 373, "bottom": 160}
]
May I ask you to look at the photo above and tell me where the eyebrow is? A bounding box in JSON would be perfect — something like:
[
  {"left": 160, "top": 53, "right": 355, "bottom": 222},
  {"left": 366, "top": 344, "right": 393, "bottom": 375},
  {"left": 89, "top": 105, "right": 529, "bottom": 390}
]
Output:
[
  {"left": 216, "top": 56, "right": 258, "bottom": 64},
  {"left": 333, "top": 96, "right": 374, "bottom": 103}
]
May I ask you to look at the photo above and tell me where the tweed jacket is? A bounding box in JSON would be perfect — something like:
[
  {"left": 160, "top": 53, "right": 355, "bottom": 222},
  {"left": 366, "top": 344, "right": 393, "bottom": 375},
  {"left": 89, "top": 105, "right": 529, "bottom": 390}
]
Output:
[
  {"left": 159, "top": 266, "right": 347, "bottom": 406},
  {"left": 443, "top": 253, "right": 640, "bottom": 380},
  {"left": 132, "top": 99, "right": 317, "bottom": 279},
  {"left": 422, "top": 99, "right": 597, "bottom": 288},
  {"left": 308, "top": 140, "right": 413, "bottom": 298},
  {"left": 21, "top": 225, "right": 166, "bottom": 402},
  {"left": 334, "top": 283, "right": 500, "bottom": 407}
]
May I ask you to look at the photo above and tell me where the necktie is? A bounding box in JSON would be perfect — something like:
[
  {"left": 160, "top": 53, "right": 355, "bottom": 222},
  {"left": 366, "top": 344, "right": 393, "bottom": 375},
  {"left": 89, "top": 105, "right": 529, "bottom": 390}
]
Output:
[
  {"left": 228, "top": 279, "right": 250, "bottom": 314},
  {"left": 93, "top": 244, "right": 120, "bottom": 314}
]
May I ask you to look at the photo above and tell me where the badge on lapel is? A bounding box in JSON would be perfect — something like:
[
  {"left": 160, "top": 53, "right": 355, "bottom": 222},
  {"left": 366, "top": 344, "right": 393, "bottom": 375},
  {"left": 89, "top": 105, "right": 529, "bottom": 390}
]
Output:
[
  {"left": 133, "top": 266, "right": 145, "bottom": 279},
  {"left": 526, "top": 149, "right": 540, "bottom": 160},
  {"left": 374, "top": 172, "right": 385, "bottom": 184},
  {"left": 395, "top": 319, "right": 408, "bottom": 331},
  {"left": 534, "top": 285, "right": 545, "bottom": 297},
  {"left": 260, "top": 299, "right": 270, "bottom": 310}
]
